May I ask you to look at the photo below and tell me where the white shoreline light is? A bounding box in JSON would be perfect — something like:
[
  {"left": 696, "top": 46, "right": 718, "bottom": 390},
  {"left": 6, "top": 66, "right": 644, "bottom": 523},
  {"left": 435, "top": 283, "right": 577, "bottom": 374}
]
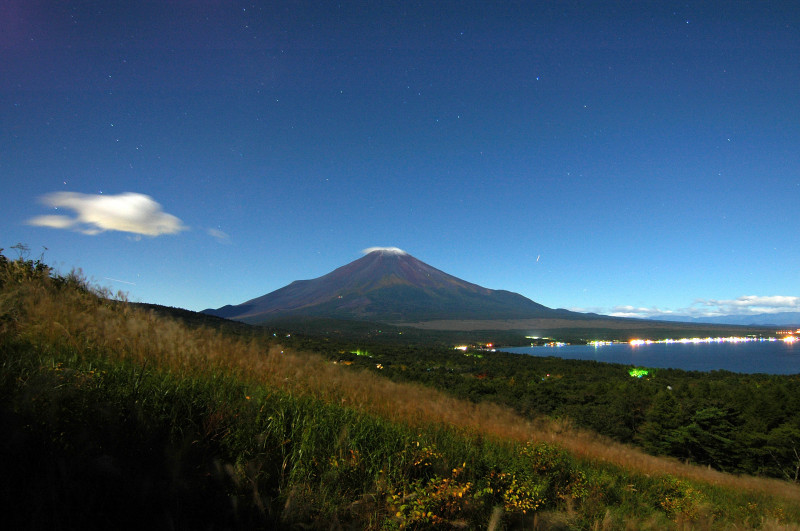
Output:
[
  {"left": 625, "top": 336, "right": 794, "bottom": 346},
  {"left": 582, "top": 335, "right": 797, "bottom": 347}
]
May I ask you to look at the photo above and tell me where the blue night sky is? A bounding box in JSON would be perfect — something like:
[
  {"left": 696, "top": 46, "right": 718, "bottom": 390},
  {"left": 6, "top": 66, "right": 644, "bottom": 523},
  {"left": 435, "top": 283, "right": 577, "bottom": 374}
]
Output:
[{"left": 2, "top": 1, "right": 798, "bottom": 319}]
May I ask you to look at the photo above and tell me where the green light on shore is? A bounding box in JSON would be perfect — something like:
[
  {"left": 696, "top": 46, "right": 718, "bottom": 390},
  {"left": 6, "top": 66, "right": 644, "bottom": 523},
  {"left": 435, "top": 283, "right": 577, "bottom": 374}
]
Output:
[{"left": 629, "top": 368, "right": 649, "bottom": 378}]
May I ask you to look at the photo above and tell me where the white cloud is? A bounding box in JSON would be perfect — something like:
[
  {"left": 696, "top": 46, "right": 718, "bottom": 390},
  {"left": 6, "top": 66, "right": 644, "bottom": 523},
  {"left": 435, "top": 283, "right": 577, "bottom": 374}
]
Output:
[
  {"left": 207, "top": 228, "right": 230, "bottom": 243},
  {"left": 28, "top": 192, "right": 186, "bottom": 236},
  {"left": 27, "top": 214, "right": 75, "bottom": 229},
  {"left": 609, "top": 305, "right": 670, "bottom": 319},
  {"left": 695, "top": 295, "right": 800, "bottom": 315},
  {"left": 362, "top": 246, "right": 408, "bottom": 255},
  {"left": 601, "top": 295, "right": 800, "bottom": 319}
]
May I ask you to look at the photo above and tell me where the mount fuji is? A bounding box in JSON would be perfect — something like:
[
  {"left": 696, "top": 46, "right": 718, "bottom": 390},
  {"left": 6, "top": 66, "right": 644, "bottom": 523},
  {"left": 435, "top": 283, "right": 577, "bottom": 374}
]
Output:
[{"left": 203, "top": 247, "right": 587, "bottom": 325}]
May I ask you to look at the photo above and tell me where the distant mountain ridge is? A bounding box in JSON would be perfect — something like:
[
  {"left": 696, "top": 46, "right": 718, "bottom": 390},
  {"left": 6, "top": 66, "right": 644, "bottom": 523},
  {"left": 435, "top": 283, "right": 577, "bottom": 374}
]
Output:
[
  {"left": 203, "top": 248, "right": 587, "bottom": 324},
  {"left": 651, "top": 312, "right": 800, "bottom": 327}
]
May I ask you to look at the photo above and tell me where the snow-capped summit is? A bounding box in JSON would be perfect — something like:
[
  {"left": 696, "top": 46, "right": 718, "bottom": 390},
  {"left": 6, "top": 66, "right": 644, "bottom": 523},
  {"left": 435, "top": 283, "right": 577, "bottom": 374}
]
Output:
[{"left": 361, "top": 246, "right": 408, "bottom": 255}]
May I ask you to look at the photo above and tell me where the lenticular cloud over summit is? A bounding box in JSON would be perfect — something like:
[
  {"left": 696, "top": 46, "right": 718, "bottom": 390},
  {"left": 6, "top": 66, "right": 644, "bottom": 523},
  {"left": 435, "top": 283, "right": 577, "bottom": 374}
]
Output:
[{"left": 361, "top": 246, "right": 408, "bottom": 255}]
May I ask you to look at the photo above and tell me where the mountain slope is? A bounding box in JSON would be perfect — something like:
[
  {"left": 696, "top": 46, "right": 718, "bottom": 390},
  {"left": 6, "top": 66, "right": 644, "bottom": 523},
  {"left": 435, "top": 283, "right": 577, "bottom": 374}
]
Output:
[{"left": 204, "top": 248, "right": 584, "bottom": 324}]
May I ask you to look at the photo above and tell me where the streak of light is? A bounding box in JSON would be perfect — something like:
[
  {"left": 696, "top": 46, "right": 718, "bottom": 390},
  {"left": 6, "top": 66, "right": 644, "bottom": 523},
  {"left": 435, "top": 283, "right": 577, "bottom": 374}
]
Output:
[{"left": 104, "top": 277, "right": 136, "bottom": 286}]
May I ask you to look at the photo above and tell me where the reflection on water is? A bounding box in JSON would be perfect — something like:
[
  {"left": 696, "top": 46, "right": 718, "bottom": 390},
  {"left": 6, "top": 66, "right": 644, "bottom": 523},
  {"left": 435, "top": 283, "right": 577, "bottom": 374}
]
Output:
[{"left": 501, "top": 339, "right": 799, "bottom": 375}]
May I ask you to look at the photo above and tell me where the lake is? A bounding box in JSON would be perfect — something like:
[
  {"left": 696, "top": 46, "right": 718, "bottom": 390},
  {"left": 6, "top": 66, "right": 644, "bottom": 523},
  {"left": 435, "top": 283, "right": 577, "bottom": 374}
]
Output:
[{"left": 500, "top": 339, "right": 800, "bottom": 375}]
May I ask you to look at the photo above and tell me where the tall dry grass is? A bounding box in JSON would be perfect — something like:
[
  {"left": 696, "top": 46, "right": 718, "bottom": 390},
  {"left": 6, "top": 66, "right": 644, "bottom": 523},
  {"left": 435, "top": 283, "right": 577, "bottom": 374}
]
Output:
[{"left": 6, "top": 267, "right": 800, "bottom": 507}]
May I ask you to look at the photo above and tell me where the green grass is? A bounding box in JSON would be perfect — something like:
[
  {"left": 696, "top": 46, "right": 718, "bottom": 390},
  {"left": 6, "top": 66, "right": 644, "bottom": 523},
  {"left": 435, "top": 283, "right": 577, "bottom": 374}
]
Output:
[
  {"left": 0, "top": 338, "right": 573, "bottom": 528},
  {"left": 2, "top": 252, "right": 800, "bottom": 529}
]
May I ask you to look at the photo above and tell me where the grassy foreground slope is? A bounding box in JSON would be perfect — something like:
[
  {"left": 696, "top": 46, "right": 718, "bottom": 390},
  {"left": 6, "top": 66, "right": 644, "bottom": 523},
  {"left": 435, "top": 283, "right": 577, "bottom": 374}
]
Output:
[
  {"left": 285, "top": 337, "right": 800, "bottom": 482},
  {"left": 1, "top": 254, "right": 799, "bottom": 530}
]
